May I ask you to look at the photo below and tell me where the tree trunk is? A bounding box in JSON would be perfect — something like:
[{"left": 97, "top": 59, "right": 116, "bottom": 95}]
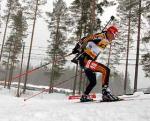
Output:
[
  {"left": 90, "top": 0, "right": 96, "bottom": 34},
  {"left": 23, "top": 0, "right": 39, "bottom": 93},
  {"left": 82, "top": 74, "right": 86, "bottom": 93},
  {"left": 49, "top": 14, "right": 61, "bottom": 93},
  {"left": 124, "top": 2, "right": 131, "bottom": 94},
  {"left": 134, "top": 0, "right": 141, "bottom": 92},
  {"left": 73, "top": 64, "right": 78, "bottom": 95},
  {"left": 16, "top": 43, "right": 25, "bottom": 97},
  {"left": 78, "top": 68, "right": 83, "bottom": 94},
  {"left": 7, "top": 61, "right": 14, "bottom": 89},
  {"left": 4, "top": 42, "right": 12, "bottom": 88},
  {"left": 49, "top": 62, "right": 55, "bottom": 93}
]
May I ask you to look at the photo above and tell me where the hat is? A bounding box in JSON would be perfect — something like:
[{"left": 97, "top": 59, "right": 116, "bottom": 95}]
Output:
[{"left": 107, "top": 26, "right": 118, "bottom": 37}]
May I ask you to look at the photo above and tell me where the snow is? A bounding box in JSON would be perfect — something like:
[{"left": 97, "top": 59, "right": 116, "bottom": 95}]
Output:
[{"left": 0, "top": 86, "right": 150, "bottom": 121}]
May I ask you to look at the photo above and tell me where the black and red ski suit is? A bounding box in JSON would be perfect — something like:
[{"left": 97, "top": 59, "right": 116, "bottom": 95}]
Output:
[{"left": 72, "top": 32, "right": 111, "bottom": 95}]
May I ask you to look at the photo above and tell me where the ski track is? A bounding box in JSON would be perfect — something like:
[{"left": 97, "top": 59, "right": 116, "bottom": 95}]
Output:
[{"left": 0, "top": 90, "right": 150, "bottom": 121}]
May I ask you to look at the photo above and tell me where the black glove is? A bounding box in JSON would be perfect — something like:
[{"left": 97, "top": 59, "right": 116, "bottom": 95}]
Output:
[
  {"left": 72, "top": 43, "right": 81, "bottom": 54},
  {"left": 71, "top": 57, "right": 78, "bottom": 64}
]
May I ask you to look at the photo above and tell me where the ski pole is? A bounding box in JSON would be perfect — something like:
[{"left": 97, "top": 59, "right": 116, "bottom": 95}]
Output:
[
  {"left": 23, "top": 71, "right": 85, "bottom": 101},
  {"left": 101, "top": 16, "right": 115, "bottom": 32},
  {"left": 24, "top": 89, "right": 46, "bottom": 101},
  {"left": 9, "top": 53, "right": 73, "bottom": 83}
]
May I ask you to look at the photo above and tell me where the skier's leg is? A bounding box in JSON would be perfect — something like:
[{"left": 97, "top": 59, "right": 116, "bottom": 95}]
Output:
[
  {"left": 85, "top": 60, "right": 109, "bottom": 87},
  {"left": 84, "top": 68, "right": 96, "bottom": 95},
  {"left": 85, "top": 60, "right": 119, "bottom": 101},
  {"left": 80, "top": 68, "right": 96, "bottom": 102},
  {"left": 94, "top": 63, "right": 110, "bottom": 87}
]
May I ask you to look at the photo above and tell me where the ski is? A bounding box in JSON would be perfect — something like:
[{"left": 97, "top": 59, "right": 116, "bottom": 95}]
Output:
[
  {"left": 75, "top": 98, "right": 135, "bottom": 103},
  {"left": 99, "top": 98, "right": 124, "bottom": 102},
  {"left": 75, "top": 95, "right": 142, "bottom": 103},
  {"left": 68, "top": 93, "right": 96, "bottom": 100},
  {"left": 70, "top": 94, "right": 141, "bottom": 103},
  {"left": 118, "top": 94, "right": 140, "bottom": 99}
]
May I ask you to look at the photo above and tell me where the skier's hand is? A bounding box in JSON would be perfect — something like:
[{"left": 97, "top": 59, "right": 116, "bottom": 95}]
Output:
[
  {"left": 72, "top": 49, "right": 78, "bottom": 54},
  {"left": 72, "top": 43, "right": 80, "bottom": 54}
]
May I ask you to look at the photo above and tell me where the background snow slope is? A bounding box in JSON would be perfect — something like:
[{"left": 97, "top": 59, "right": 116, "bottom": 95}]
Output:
[{"left": 0, "top": 87, "right": 150, "bottom": 121}]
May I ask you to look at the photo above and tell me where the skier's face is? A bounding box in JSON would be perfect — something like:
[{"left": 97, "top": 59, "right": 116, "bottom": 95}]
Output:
[{"left": 106, "top": 31, "right": 115, "bottom": 41}]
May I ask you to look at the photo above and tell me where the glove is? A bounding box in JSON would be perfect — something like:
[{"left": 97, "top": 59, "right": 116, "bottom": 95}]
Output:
[
  {"left": 72, "top": 43, "right": 81, "bottom": 54},
  {"left": 72, "top": 48, "right": 79, "bottom": 54},
  {"left": 71, "top": 57, "right": 78, "bottom": 64}
]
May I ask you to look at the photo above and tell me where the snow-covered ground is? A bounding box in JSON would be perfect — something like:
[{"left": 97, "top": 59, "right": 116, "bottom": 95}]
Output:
[{"left": 0, "top": 86, "right": 150, "bottom": 121}]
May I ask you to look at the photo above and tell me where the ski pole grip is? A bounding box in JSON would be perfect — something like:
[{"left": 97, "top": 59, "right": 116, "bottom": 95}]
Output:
[{"left": 111, "top": 16, "right": 115, "bottom": 20}]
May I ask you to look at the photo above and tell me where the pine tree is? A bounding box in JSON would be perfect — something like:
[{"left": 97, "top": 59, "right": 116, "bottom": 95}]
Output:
[
  {"left": 116, "top": 0, "right": 140, "bottom": 93},
  {"left": 2, "top": 0, "right": 27, "bottom": 88},
  {"left": 116, "top": 0, "right": 139, "bottom": 60},
  {"left": 141, "top": 53, "right": 150, "bottom": 77},
  {"left": 141, "top": 0, "right": 150, "bottom": 77},
  {"left": 70, "top": 0, "right": 110, "bottom": 40},
  {"left": 46, "top": 0, "right": 71, "bottom": 93},
  {"left": 117, "top": 0, "right": 149, "bottom": 92},
  {"left": 0, "top": 0, "right": 17, "bottom": 61},
  {"left": 23, "top": 0, "right": 47, "bottom": 93}
]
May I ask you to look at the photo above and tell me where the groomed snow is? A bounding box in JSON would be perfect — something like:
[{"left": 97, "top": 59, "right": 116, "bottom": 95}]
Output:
[{"left": 0, "top": 86, "right": 150, "bottom": 121}]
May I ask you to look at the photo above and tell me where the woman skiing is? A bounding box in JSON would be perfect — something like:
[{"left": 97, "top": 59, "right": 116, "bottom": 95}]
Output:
[{"left": 71, "top": 25, "right": 120, "bottom": 102}]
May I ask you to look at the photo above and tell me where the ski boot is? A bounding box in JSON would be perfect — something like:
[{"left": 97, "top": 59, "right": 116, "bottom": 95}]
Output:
[
  {"left": 80, "top": 94, "right": 93, "bottom": 102},
  {"left": 102, "top": 85, "right": 120, "bottom": 102}
]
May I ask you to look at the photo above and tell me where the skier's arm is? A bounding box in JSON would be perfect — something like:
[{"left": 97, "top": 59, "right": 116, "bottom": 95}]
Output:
[{"left": 72, "top": 36, "right": 87, "bottom": 54}]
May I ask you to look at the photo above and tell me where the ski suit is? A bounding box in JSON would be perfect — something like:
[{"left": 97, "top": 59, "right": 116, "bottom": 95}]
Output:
[{"left": 72, "top": 32, "right": 111, "bottom": 95}]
